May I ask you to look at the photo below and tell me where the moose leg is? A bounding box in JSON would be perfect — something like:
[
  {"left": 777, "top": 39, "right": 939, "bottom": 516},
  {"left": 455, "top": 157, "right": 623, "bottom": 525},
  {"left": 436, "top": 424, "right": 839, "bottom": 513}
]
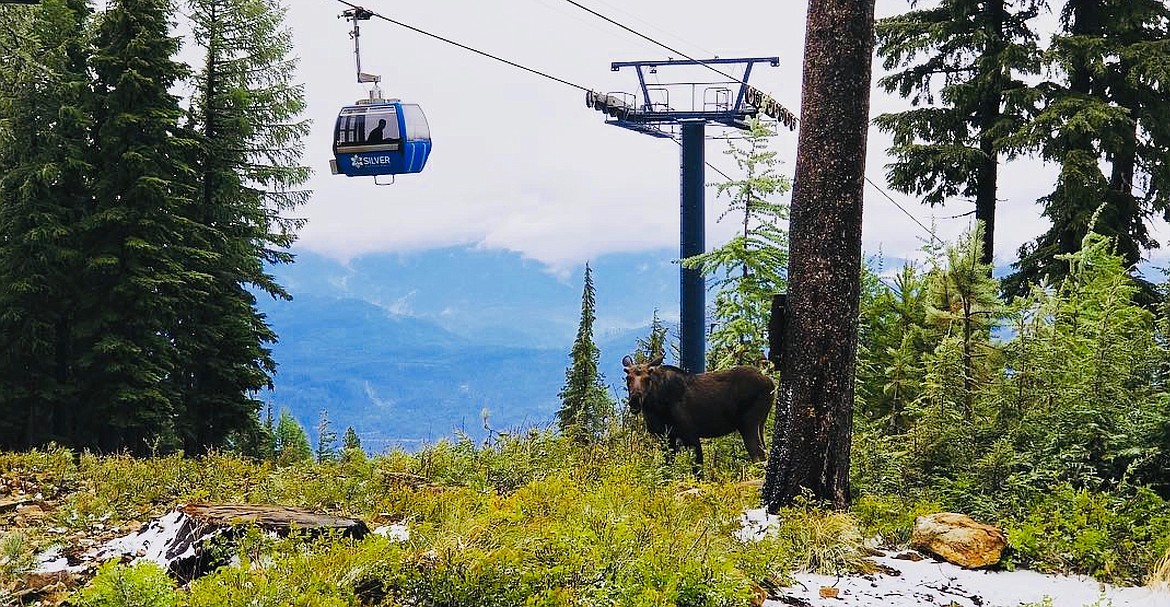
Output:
[
  {"left": 739, "top": 425, "right": 766, "bottom": 462},
  {"left": 663, "top": 434, "right": 681, "bottom": 464},
  {"left": 681, "top": 438, "right": 702, "bottom": 477}
]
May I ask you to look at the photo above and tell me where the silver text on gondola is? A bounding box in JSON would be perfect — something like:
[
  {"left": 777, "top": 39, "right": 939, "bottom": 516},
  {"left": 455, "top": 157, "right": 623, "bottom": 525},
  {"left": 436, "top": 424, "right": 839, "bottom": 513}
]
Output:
[{"left": 351, "top": 156, "right": 394, "bottom": 169}]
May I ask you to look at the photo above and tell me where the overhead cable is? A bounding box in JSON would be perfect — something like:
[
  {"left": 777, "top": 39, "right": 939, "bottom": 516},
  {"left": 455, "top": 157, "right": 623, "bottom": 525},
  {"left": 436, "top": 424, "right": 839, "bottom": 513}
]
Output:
[
  {"left": 559, "top": 0, "right": 748, "bottom": 87},
  {"left": 561, "top": 0, "right": 945, "bottom": 244},
  {"left": 335, "top": 0, "right": 593, "bottom": 93},
  {"left": 333, "top": 1, "right": 740, "bottom": 182},
  {"left": 333, "top": 1, "right": 944, "bottom": 245}
]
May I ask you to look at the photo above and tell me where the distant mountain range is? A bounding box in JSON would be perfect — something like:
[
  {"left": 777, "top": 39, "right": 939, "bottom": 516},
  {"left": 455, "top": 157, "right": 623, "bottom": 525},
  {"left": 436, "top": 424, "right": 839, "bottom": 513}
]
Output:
[{"left": 258, "top": 246, "right": 681, "bottom": 452}]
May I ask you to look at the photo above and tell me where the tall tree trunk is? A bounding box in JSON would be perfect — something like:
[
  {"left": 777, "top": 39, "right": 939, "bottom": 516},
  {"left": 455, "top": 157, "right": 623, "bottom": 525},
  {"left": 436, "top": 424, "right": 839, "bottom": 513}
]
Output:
[
  {"left": 974, "top": 0, "right": 1004, "bottom": 267},
  {"left": 762, "top": 0, "right": 876, "bottom": 511},
  {"left": 975, "top": 133, "right": 998, "bottom": 266},
  {"left": 1107, "top": 78, "right": 1142, "bottom": 268}
]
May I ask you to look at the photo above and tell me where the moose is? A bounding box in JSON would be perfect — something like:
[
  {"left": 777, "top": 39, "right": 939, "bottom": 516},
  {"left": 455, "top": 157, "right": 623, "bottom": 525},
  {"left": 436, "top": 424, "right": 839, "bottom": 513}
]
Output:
[{"left": 621, "top": 355, "right": 775, "bottom": 468}]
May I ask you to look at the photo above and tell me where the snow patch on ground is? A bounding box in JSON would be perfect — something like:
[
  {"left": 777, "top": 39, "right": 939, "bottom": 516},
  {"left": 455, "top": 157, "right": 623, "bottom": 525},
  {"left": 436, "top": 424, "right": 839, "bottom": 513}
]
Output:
[
  {"left": 92, "top": 510, "right": 195, "bottom": 568},
  {"left": 769, "top": 555, "right": 1169, "bottom": 607},
  {"left": 35, "top": 509, "right": 216, "bottom": 574},
  {"left": 372, "top": 523, "right": 410, "bottom": 542},
  {"left": 738, "top": 507, "right": 775, "bottom": 542},
  {"left": 740, "top": 508, "right": 1170, "bottom": 607},
  {"left": 36, "top": 511, "right": 411, "bottom": 578},
  {"left": 34, "top": 546, "right": 80, "bottom": 574}
]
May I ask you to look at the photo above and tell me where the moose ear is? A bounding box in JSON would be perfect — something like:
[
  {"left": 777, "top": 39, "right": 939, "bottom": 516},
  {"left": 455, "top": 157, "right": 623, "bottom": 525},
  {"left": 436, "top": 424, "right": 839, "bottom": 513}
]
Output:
[
  {"left": 650, "top": 355, "right": 664, "bottom": 367},
  {"left": 622, "top": 355, "right": 634, "bottom": 368}
]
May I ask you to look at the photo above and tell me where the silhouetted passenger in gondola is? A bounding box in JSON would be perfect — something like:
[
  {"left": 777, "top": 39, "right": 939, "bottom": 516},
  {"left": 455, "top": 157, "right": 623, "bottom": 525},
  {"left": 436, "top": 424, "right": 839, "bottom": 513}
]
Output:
[{"left": 366, "top": 118, "right": 387, "bottom": 143}]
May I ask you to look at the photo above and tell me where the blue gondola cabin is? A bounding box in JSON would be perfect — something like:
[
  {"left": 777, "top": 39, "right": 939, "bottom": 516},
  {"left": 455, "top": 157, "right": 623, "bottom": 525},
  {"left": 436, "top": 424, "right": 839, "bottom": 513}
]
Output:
[{"left": 331, "top": 99, "right": 431, "bottom": 177}]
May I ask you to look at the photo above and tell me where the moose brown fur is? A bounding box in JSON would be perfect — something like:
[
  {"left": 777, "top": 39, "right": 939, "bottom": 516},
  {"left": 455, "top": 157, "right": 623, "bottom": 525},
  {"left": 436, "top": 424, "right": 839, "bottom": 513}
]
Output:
[{"left": 622, "top": 355, "right": 774, "bottom": 467}]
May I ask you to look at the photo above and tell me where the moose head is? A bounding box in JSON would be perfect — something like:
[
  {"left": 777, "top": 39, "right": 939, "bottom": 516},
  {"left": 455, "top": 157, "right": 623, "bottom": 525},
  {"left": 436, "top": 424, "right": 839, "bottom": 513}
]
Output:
[{"left": 621, "top": 354, "right": 663, "bottom": 413}]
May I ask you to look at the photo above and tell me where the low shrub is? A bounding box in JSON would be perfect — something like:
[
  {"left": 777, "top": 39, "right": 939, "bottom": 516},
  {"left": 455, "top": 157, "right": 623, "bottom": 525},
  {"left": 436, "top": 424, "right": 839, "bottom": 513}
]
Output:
[
  {"left": 1003, "top": 484, "right": 1170, "bottom": 584},
  {"left": 765, "top": 500, "right": 870, "bottom": 575},
  {"left": 0, "top": 531, "right": 36, "bottom": 581},
  {"left": 850, "top": 494, "right": 942, "bottom": 547},
  {"left": 72, "top": 562, "right": 180, "bottom": 607}
]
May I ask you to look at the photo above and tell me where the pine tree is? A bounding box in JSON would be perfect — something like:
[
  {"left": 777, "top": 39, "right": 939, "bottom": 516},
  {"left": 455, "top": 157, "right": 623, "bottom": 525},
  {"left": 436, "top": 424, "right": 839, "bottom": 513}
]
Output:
[
  {"left": 856, "top": 262, "right": 930, "bottom": 431},
  {"left": 174, "top": 0, "right": 311, "bottom": 453},
  {"left": 682, "top": 118, "right": 790, "bottom": 370},
  {"left": 225, "top": 403, "right": 275, "bottom": 459},
  {"left": 261, "top": 402, "right": 277, "bottom": 459},
  {"left": 633, "top": 309, "right": 669, "bottom": 364},
  {"left": 315, "top": 409, "right": 337, "bottom": 462},
  {"left": 874, "top": 0, "right": 1045, "bottom": 265},
  {"left": 922, "top": 224, "right": 1001, "bottom": 418},
  {"left": 342, "top": 426, "right": 361, "bottom": 451},
  {"left": 1004, "top": 232, "right": 1161, "bottom": 487},
  {"left": 557, "top": 263, "right": 614, "bottom": 442},
  {"left": 77, "top": 0, "right": 202, "bottom": 453},
  {"left": 273, "top": 408, "right": 311, "bottom": 464},
  {"left": 1006, "top": 0, "right": 1170, "bottom": 295},
  {"left": 0, "top": 0, "right": 92, "bottom": 450}
]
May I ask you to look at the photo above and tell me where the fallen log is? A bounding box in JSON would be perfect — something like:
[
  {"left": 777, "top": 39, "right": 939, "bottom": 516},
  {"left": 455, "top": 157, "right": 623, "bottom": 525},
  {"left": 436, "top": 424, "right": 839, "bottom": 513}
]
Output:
[{"left": 93, "top": 503, "right": 369, "bottom": 582}]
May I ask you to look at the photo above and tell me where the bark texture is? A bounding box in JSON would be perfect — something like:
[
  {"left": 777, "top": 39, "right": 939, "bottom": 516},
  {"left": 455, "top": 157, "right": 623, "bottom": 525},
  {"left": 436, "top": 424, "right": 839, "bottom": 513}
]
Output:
[{"left": 761, "top": 0, "right": 877, "bottom": 511}]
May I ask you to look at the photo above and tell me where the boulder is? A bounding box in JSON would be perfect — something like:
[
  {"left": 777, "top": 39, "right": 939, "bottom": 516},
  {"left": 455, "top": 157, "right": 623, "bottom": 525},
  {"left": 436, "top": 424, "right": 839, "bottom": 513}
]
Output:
[{"left": 910, "top": 512, "right": 1006, "bottom": 569}]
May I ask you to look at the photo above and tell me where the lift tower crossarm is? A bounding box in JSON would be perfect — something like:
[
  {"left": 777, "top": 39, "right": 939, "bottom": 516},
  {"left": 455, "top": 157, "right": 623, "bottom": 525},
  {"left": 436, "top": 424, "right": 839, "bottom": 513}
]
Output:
[
  {"left": 590, "top": 55, "right": 786, "bottom": 372},
  {"left": 608, "top": 57, "right": 795, "bottom": 130},
  {"left": 609, "top": 57, "right": 780, "bottom": 70}
]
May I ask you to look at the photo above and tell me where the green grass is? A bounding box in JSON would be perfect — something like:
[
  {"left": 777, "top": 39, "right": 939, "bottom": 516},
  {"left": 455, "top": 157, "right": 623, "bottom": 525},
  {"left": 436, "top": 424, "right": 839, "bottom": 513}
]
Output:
[{"left": 2, "top": 427, "right": 1168, "bottom": 604}]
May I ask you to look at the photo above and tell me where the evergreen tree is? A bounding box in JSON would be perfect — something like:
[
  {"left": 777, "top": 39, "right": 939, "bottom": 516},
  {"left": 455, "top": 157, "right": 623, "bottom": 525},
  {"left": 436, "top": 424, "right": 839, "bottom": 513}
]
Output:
[
  {"left": 1002, "top": 233, "right": 1161, "bottom": 488},
  {"left": 174, "top": 0, "right": 311, "bottom": 453},
  {"left": 1007, "top": 0, "right": 1170, "bottom": 295},
  {"left": 273, "top": 408, "right": 311, "bottom": 464},
  {"left": 0, "top": 0, "right": 92, "bottom": 450},
  {"left": 225, "top": 403, "right": 275, "bottom": 459},
  {"left": 342, "top": 426, "right": 361, "bottom": 451},
  {"left": 260, "top": 402, "right": 277, "bottom": 459},
  {"left": 682, "top": 118, "right": 790, "bottom": 370},
  {"left": 633, "top": 309, "right": 669, "bottom": 364},
  {"left": 77, "top": 0, "right": 201, "bottom": 453},
  {"left": 874, "top": 0, "right": 1045, "bottom": 265},
  {"left": 922, "top": 224, "right": 1001, "bottom": 419},
  {"left": 856, "top": 261, "right": 930, "bottom": 431},
  {"left": 557, "top": 263, "right": 614, "bottom": 442},
  {"left": 315, "top": 409, "right": 337, "bottom": 462}
]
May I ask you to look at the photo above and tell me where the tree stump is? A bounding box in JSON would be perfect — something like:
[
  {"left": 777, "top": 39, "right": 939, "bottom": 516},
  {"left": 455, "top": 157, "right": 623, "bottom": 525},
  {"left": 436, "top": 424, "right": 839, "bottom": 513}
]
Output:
[{"left": 97, "top": 503, "right": 369, "bottom": 582}]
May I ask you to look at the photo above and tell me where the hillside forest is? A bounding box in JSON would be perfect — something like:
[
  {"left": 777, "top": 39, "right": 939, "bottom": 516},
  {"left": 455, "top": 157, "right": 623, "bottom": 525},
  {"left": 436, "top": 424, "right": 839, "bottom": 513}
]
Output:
[
  {"left": 0, "top": 0, "right": 310, "bottom": 455},
  {"left": 2, "top": 0, "right": 1170, "bottom": 605}
]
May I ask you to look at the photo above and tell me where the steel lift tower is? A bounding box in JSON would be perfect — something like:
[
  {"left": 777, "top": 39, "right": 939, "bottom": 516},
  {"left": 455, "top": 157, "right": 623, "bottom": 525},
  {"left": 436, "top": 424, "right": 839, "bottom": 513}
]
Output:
[{"left": 588, "top": 57, "right": 794, "bottom": 372}]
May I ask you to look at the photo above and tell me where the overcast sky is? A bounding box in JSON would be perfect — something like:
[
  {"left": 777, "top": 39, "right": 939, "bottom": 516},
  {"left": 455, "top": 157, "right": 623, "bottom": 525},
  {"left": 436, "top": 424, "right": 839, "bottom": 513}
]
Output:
[{"left": 279, "top": 0, "right": 1166, "bottom": 276}]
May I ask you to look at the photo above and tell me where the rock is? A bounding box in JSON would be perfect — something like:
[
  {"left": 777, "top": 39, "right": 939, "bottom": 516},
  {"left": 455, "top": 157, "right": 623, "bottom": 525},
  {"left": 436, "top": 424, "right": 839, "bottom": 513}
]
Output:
[
  {"left": 910, "top": 512, "right": 1006, "bottom": 569},
  {"left": 15, "top": 503, "right": 47, "bottom": 520},
  {"left": 749, "top": 581, "right": 768, "bottom": 606},
  {"left": 819, "top": 586, "right": 840, "bottom": 598}
]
